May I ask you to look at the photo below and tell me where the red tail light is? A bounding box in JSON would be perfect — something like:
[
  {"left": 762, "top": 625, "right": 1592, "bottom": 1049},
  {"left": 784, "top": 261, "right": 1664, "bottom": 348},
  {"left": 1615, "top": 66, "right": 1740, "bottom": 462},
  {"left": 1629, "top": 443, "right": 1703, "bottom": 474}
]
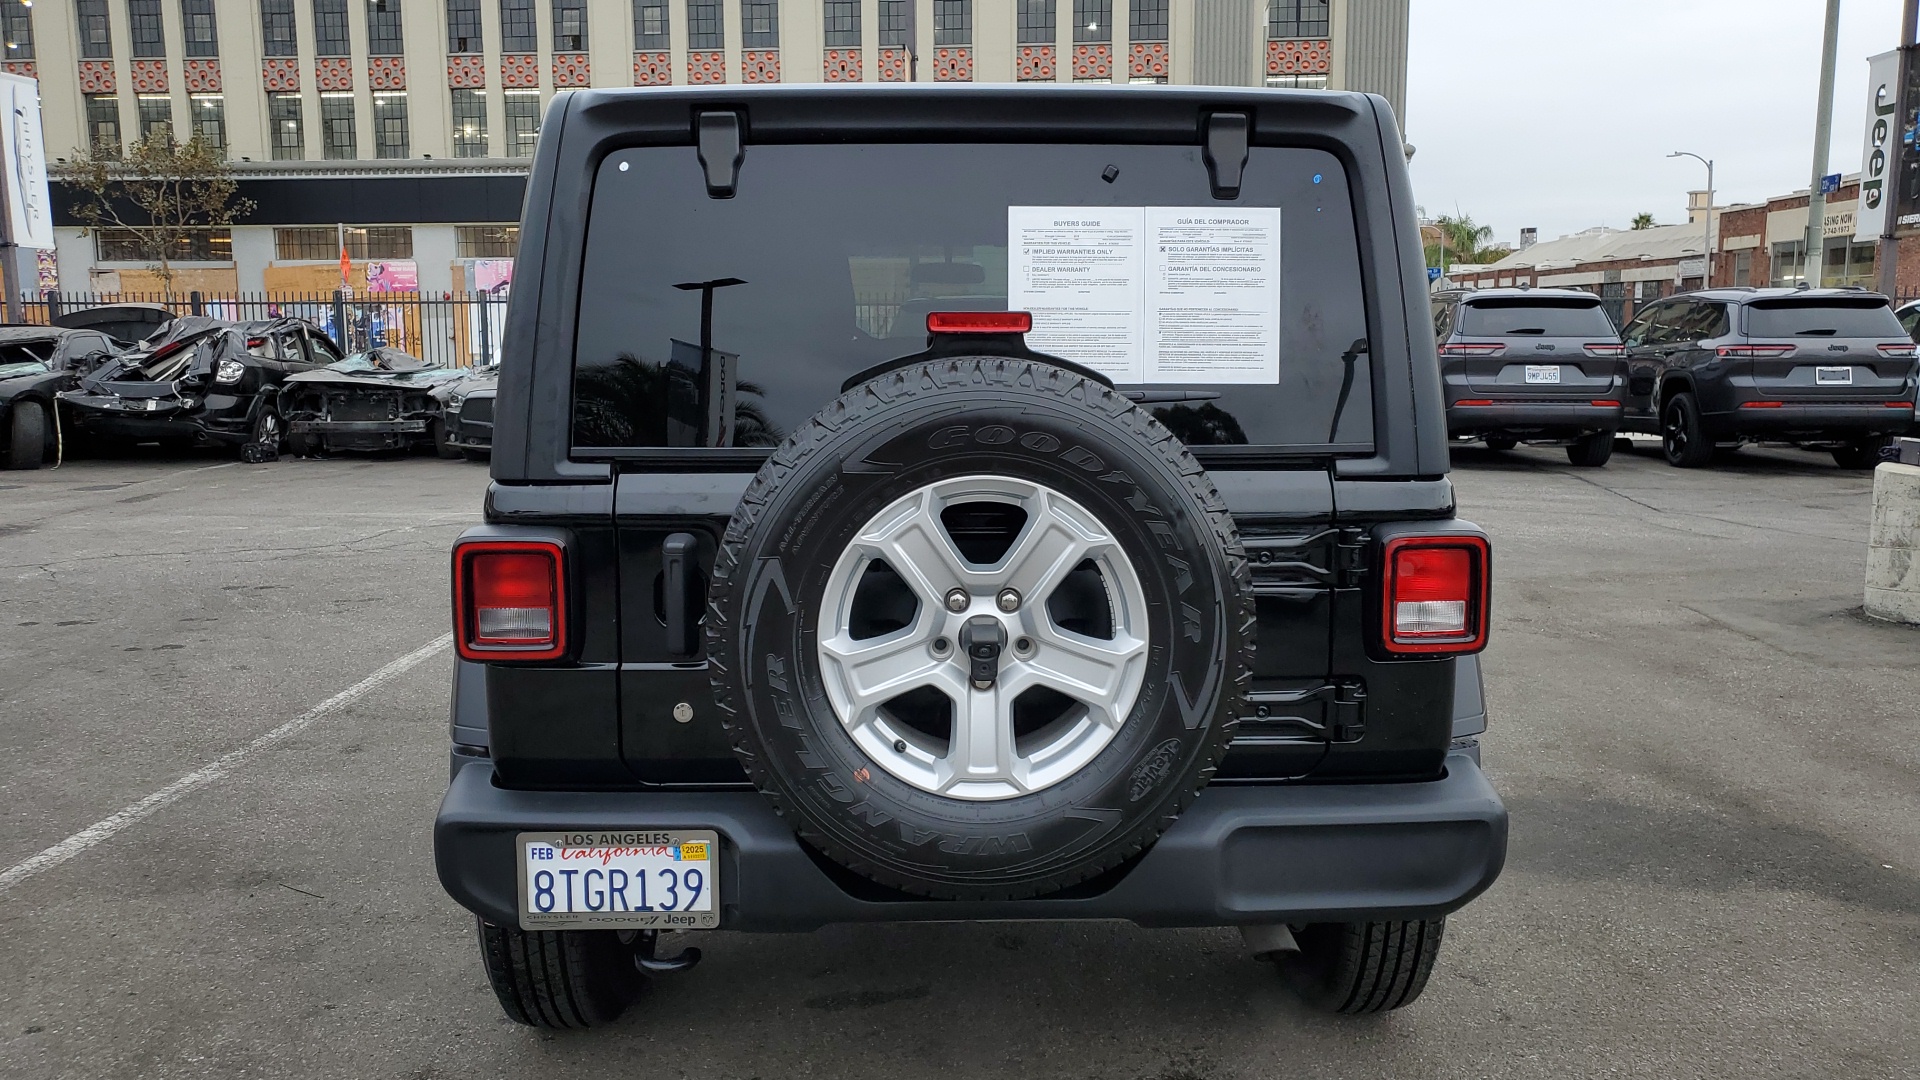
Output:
[
  {"left": 1716, "top": 344, "right": 1795, "bottom": 359},
  {"left": 1590, "top": 400, "right": 1620, "bottom": 407},
  {"left": 454, "top": 540, "right": 567, "bottom": 661},
  {"left": 1583, "top": 343, "right": 1625, "bottom": 357},
  {"left": 927, "top": 311, "right": 1033, "bottom": 334},
  {"left": 1739, "top": 401, "right": 1784, "bottom": 409},
  {"left": 1381, "top": 536, "right": 1490, "bottom": 655},
  {"left": 1876, "top": 342, "right": 1917, "bottom": 358},
  {"left": 1440, "top": 343, "right": 1504, "bottom": 356},
  {"left": 1888, "top": 401, "right": 1914, "bottom": 408},
  {"left": 1454, "top": 399, "right": 1495, "bottom": 407}
]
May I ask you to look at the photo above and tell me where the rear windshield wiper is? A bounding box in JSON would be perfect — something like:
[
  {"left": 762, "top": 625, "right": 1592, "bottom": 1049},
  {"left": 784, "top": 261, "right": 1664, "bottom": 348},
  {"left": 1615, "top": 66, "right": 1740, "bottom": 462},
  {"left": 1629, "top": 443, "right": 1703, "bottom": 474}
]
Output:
[
  {"left": 1504, "top": 328, "right": 1547, "bottom": 335},
  {"left": 1794, "top": 329, "right": 1838, "bottom": 336}
]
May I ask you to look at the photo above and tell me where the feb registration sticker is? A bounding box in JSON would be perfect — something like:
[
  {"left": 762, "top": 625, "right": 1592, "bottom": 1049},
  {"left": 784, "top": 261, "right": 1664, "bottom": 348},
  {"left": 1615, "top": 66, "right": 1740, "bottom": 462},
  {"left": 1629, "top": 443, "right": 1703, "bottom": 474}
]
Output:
[{"left": 517, "top": 830, "right": 719, "bottom": 931}]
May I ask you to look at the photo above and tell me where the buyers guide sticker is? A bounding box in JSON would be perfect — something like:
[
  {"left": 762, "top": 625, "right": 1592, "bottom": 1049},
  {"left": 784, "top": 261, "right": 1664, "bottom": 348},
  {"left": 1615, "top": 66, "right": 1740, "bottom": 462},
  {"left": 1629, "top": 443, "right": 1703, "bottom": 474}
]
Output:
[{"left": 1008, "top": 206, "right": 1283, "bottom": 384}]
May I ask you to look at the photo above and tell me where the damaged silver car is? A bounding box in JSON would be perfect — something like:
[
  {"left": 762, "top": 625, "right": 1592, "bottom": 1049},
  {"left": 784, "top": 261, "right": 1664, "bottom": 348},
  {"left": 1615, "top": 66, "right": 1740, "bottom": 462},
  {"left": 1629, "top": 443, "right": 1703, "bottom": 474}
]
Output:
[{"left": 276, "top": 347, "right": 467, "bottom": 456}]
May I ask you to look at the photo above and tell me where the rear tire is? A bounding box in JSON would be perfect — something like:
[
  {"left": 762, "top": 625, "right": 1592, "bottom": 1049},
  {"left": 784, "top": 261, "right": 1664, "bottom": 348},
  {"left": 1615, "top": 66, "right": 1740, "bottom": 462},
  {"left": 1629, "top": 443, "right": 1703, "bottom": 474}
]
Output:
[
  {"left": 1833, "top": 437, "right": 1889, "bottom": 470},
  {"left": 476, "top": 919, "right": 642, "bottom": 1029},
  {"left": 1565, "top": 431, "right": 1613, "bottom": 467},
  {"left": 6, "top": 400, "right": 46, "bottom": 469},
  {"left": 432, "top": 418, "right": 462, "bottom": 459},
  {"left": 1276, "top": 919, "right": 1447, "bottom": 1014},
  {"left": 1660, "top": 393, "right": 1712, "bottom": 468},
  {"left": 1482, "top": 436, "right": 1516, "bottom": 451}
]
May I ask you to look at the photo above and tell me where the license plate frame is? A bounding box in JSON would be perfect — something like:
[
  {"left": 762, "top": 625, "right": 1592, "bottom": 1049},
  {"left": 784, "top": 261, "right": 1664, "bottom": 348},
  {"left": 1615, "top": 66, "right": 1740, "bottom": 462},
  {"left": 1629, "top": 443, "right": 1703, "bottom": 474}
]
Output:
[
  {"left": 1815, "top": 366, "right": 1853, "bottom": 386},
  {"left": 1524, "top": 364, "right": 1562, "bottom": 385},
  {"left": 516, "top": 830, "right": 720, "bottom": 931}
]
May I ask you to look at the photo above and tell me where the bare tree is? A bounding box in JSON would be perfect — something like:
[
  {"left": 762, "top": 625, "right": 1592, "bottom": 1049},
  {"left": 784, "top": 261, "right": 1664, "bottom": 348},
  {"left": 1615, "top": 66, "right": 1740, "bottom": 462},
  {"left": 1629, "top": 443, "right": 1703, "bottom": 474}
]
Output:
[{"left": 55, "top": 130, "right": 253, "bottom": 298}]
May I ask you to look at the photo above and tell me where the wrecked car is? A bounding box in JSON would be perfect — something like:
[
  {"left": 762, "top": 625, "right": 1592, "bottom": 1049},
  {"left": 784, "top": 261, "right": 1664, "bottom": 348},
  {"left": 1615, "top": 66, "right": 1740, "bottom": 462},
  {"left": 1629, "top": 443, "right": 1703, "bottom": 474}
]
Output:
[
  {"left": 276, "top": 347, "right": 466, "bottom": 455},
  {"left": 1, "top": 326, "right": 126, "bottom": 469},
  {"left": 429, "top": 363, "right": 497, "bottom": 461},
  {"left": 58, "top": 316, "right": 343, "bottom": 456}
]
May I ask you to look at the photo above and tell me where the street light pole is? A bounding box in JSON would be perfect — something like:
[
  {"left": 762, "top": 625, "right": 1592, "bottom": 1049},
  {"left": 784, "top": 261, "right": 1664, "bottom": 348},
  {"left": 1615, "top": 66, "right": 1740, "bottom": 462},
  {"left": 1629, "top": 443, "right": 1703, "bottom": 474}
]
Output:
[
  {"left": 1670, "top": 151, "right": 1715, "bottom": 289},
  {"left": 1806, "top": 0, "right": 1843, "bottom": 288}
]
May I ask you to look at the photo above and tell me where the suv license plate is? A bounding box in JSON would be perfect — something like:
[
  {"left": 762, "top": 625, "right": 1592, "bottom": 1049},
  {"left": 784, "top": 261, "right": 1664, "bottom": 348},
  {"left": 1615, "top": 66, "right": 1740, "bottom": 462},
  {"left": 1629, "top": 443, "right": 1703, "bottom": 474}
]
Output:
[
  {"left": 1816, "top": 366, "right": 1853, "bottom": 385},
  {"left": 1524, "top": 365, "right": 1562, "bottom": 384},
  {"left": 517, "top": 830, "right": 719, "bottom": 931}
]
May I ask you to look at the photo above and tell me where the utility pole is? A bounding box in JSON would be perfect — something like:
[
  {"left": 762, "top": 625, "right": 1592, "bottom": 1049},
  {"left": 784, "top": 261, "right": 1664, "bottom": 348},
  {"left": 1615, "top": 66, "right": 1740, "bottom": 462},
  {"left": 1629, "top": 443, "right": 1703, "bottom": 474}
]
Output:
[
  {"left": 1878, "top": 0, "right": 1920, "bottom": 298},
  {"left": 1806, "top": 0, "right": 1843, "bottom": 288}
]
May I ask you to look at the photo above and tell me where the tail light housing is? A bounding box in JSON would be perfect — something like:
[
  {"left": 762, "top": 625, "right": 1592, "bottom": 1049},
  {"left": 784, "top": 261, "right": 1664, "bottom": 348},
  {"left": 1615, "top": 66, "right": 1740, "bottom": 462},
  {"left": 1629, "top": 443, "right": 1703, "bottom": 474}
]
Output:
[
  {"left": 1380, "top": 536, "right": 1490, "bottom": 656},
  {"left": 1876, "top": 342, "right": 1917, "bottom": 358},
  {"left": 1716, "top": 344, "right": 1795, "bottom": 359},
  {"left": 1582, "top": 343, "right": 1625, "bottom": 357},
  {"left": 1440, "top": 342, "right": 1504, "bottom": 357},
  {"left": 454, "top": 540, "right": 567, "bottom": 661},
  {"left": 927, "top": 311, "right": 1033, "bottom": 334}
]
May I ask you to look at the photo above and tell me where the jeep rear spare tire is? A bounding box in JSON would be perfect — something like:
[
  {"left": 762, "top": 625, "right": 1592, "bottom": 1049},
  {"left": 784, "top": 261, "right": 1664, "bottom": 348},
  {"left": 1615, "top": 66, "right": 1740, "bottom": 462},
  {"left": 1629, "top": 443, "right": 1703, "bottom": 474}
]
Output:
[{"left": 707, "top": 358, "right": 1252, "bottom": 901}]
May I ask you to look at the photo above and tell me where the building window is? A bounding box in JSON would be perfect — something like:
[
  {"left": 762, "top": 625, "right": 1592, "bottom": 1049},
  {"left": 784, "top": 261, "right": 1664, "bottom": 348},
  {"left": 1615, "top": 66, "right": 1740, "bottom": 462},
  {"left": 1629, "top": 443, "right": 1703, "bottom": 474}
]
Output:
[
  {"left": 320, "top": 92, "right": 356, "bottom": 159},
  {"left": 1017, "top": 0, "right": 1052, "bottom": 43},
  {"left": 129, "top": 0, "right": 166, "bottom": 57},
  {"left": 372, "top": 92, "right": 408, "bottom": 157},
  {"left": 878, "top": 0, "right": 907, "bottom": 46},
  {"left": 261, "top": 0, "right": 297, "bottom": 56},
  {"left": 85, "top": 94, "right": 121, "bottom": 154},
  {"left": 504, "top": 89, "right": 540, "bottom": 157},
  {"left": 451, "top": 88, "right": 488, "bottom": 156},
  {"left": 367, "top": 0, "right": 404, "bottom": 55},
  {"left": 313, "top": 0, "right": 349, "bottom": 56},
  {"left": 823, "top": 0, "right": 858, "bottom": 46},
  {"left": 634, "top": 0, "right": 668, "bottom": 48},
  {"left": 688, "top": 0, "right": 722, "bottom": 48},
  {"left": 741, "top": 0, "right": 777, "bottom": 47},
  {"left": 181, "top": 0, "right": 218, "bottom": 56},
  {"left": 500, "top": 0, "right": 536, "bottom": 50},
  {"left": 1, "top": 1, "right": 34, "bottom": 61},
  {"left": 269, "top": 92, "right": 303, "bottom": 159},
  {"left": 1268, "top": 0, "right": 1329, "bottom": 39},
  {"left": 456, "top": 225, "right": 519, "bottom": 258},
  {"left": 1072, "top": 0, "right": 1108, "bottom": 42},
  {"left": 275, "top": 226, "right": 413, "bottom": 261},
  {"left": 137, "top": 95, "right": 174, "bottom": 141},
  {"left": 448, "top": 0, "right": 482, "bottom": 52},
  {"left": 190, "top": 94, "right": 225, "bottom": 153},
  {"left": 76, "top": 0, "right": 113, "bottom": 58},
  {"left": 554, "top": 0, "right": 587, "bottom": 49},
  {"left": 1770, "top": 241, "right": 1805, "bottom": 288},
  {"left": 1265, "top": 73, "right": 1328, "bottom": 88},
  {"left": 1130, "top": 0, "right": 1167, "bottom": 40},
  {"left": 1733, "top": 250, "right": 1751, "bottom": 287},
  {"left": 97, "top": 227, "right": 232, "bottom": 263},
  {"left": 933, "top": 0, "right": 970, "bottom": 45}
]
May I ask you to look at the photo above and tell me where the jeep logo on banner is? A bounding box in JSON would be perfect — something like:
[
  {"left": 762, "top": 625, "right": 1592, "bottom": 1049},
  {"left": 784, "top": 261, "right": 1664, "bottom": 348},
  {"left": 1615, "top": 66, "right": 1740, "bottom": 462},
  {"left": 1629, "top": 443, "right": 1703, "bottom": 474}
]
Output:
[{"left": 1857, "top": 49, "right": 1900, "bottom": 241}]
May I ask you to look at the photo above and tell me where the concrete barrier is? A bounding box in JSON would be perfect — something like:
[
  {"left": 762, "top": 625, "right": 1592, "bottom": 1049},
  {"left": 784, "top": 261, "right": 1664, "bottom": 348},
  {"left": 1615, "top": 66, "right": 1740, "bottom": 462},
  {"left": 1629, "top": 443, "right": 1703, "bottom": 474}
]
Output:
[{"left": 1866, "top": 461, "right": 1920, "bottom": 624}]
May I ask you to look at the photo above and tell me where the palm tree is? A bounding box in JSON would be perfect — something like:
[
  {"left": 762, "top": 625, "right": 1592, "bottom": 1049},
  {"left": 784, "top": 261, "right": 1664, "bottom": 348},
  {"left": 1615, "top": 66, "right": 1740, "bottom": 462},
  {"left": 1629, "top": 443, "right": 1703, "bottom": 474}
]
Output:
[
  {"left": 1432, "top": 214, "right": 1505, "bottom": 266},
  {"left": 1631, "top": 213, "right": 1657, "bottom": 230}
]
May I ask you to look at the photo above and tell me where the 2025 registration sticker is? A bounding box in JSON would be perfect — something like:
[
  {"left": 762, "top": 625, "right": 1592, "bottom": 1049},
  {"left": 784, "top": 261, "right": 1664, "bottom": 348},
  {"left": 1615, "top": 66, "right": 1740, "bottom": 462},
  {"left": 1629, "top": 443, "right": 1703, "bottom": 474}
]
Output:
[{"left": 516, "top": 830, "right": 719, "bottom": 931}]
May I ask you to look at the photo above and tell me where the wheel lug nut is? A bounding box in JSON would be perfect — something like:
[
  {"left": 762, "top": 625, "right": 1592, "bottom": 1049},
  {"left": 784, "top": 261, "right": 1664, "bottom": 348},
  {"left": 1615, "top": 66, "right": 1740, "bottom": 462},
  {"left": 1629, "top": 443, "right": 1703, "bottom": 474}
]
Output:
[
  {"left": 996, "top": 588, "right": 1021, "bottom": 612},
  {"left": 945, "top": 588, "right": 969, "bottom": 613}
]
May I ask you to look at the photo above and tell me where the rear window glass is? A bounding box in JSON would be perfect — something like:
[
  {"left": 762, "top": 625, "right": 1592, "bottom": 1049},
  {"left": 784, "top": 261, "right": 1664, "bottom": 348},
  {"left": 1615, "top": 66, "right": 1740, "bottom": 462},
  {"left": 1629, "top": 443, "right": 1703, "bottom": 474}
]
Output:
[
  {"left": 571, "top": 143, "right": 1372, "bottom": 451},
  {"left": 1456, "top": 298, "right": 1616, "bottom": 337},
  {"left": 1746, "top": 299, "right": 1904, "bottom": 338}
]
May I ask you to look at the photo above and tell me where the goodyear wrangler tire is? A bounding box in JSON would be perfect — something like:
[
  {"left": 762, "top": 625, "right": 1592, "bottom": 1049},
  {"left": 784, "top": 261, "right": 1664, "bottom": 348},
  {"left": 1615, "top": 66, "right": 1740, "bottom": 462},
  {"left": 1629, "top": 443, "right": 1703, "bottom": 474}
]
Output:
[{"left": 707, "top": 358, "right": 1252, "bottom": 901}]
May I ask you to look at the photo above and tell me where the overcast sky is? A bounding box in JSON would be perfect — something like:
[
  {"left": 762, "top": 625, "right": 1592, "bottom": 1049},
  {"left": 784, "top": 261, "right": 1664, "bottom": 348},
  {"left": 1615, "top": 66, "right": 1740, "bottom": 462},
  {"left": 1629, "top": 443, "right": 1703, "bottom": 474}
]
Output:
[{"left": 1404, "top": 0, "right": 1905, "bottom": 246}]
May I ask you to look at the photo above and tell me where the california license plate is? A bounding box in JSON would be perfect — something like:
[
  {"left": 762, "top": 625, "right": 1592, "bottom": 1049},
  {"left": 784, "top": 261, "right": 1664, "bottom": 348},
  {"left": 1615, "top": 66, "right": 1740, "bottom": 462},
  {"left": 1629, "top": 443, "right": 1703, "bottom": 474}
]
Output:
[
  {"left": 517, "top": 830, "right": 719, "bottom": 931},
  {"left": 1524, "top": 365, "right": 1562, "bottom": 384},
  {"left": 1816, "top": 366, "right": 1853, "bottom": 385}
]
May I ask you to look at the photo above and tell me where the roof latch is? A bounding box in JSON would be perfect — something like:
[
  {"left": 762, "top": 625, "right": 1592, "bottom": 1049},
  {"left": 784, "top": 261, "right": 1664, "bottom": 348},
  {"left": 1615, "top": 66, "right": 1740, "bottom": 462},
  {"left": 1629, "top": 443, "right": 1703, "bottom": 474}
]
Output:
[
  {"left": 1203, "top": 112, "right": 1249, "bottom": 200},
  {"left": 695, "top": 111, "right": 744, "bottom": 199}
]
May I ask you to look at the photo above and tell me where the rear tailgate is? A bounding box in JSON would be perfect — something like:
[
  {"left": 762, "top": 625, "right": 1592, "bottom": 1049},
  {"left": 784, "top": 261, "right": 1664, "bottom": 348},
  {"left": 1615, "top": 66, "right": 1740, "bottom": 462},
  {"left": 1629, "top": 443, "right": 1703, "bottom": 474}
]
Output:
[
  {"left": 1453, "top": 298, "right": 1621, "bottom": 396},
  {"left": 1742, "top": 297, "right": 1916, "bottom": 401}
]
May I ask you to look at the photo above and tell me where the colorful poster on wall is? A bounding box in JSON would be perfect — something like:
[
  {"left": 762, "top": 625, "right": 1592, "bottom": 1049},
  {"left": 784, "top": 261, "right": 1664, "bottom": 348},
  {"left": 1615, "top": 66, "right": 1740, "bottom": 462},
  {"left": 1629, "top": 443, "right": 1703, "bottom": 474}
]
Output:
[
  {"left": 366, "top": 259, "right": 419, "bottom": 293},
  {"left": 34, "top": 247, "right": 55, "bottom": 291},
  {"left": 466, "top": 259, "right": 514, "bottom": 366}
]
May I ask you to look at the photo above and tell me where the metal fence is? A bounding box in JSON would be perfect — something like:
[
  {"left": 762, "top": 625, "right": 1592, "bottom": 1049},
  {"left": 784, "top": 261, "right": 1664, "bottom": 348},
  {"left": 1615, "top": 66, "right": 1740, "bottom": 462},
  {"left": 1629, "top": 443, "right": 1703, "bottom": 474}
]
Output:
[{"left": 17, "top": 291, "right": 511, "bottom": 368}]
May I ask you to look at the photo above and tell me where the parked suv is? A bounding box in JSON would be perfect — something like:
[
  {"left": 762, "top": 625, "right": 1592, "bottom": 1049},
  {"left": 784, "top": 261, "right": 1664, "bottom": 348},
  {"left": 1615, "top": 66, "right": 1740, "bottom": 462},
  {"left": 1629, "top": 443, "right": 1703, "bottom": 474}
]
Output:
[
  {"left": 433, "top": 86, "right": 1508, "bottom": 1028},
  {"left": 1620, "top": 288, "right": 1918, "bottom": 468},
  {"left": 1431, "top": 287, "right": 1626, "bottom": 466}
]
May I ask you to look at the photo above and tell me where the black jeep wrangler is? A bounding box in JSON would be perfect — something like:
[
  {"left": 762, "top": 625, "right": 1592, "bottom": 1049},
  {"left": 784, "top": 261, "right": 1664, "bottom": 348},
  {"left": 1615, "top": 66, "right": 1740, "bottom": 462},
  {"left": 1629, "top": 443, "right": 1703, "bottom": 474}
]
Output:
[{"left": 433, "top": 85, "right": 1507, "bottom": 1027}]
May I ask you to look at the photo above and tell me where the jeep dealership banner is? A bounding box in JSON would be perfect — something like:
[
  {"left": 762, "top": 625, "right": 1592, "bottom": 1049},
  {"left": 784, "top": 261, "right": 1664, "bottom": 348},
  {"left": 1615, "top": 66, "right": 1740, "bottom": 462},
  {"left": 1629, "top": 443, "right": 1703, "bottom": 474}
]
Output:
[{"left": 1857, "top": 50, "right": 1900, "bottom": 241}]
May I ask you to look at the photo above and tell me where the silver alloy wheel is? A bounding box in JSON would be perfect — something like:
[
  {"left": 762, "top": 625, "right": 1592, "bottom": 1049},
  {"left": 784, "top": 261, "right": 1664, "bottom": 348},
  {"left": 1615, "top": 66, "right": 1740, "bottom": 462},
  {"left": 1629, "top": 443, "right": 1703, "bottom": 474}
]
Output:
[{"left": 816, "top": 475, "right": 1150, "bottom": 801}]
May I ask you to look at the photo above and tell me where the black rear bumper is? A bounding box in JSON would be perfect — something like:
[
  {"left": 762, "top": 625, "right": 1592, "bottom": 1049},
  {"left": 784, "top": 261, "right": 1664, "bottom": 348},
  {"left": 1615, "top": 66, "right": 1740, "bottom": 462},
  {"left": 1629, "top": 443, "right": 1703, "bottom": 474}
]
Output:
[
  {"left": 434, "top": 753, "right": 1507, "bottom": 931},
  {"left": 1707, "top": 402, "right": 1917, "bottom": 439},
  {"left": 1447, "top": 400, "right": 1622, "bottom": 437}
]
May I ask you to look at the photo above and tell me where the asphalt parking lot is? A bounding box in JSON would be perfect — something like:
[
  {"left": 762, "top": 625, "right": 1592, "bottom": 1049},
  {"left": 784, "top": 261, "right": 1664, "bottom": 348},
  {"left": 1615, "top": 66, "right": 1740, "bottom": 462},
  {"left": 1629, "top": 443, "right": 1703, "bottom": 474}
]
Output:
[{"left": 1, "top": 442, "right": 1916, "bottom": 1080}]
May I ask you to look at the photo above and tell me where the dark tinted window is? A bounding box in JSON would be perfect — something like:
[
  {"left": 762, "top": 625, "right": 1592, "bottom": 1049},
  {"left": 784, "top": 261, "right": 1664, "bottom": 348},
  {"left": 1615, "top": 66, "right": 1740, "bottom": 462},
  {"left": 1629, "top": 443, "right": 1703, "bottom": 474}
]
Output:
[
  {"left": 572, "top": 143, "right": 1371, "bottom": 452},
  {"left": 1456, "top": 298, "right": 1616, "bottom": 337},
  {"left": 1746, "top": 299, "right": 1904, "bottom": 338},
  {"left": 1672, "top": 301, "right": 1729, "bottom": 341}
]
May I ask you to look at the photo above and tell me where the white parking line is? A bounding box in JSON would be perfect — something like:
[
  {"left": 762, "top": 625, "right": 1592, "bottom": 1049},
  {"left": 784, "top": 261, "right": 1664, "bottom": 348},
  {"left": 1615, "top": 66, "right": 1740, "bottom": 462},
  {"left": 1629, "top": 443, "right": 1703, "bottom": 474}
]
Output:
[{"left": 0, "top": 632, "right": 454, "bottom": 896}]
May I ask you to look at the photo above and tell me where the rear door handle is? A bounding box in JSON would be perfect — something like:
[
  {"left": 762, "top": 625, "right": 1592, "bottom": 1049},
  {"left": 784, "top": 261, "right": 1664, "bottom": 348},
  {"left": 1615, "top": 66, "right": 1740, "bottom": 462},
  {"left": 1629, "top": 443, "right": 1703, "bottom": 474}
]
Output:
[{"left": 663, "top": 532, "right": 699, "bottom": 658}]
